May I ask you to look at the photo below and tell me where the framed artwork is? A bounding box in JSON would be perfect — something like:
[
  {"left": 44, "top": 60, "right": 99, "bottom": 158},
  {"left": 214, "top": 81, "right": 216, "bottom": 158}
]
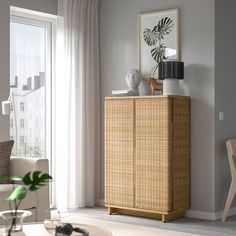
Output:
[{"left": 138, "top": 9, "right": 180, "bottom": 78}]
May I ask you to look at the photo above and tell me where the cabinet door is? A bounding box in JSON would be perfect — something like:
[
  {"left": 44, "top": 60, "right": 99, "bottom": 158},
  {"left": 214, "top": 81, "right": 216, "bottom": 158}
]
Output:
[
  {"left": 105, "top": 99, "right": 134, "bottom": 207},
  {"left": 135, "top": 98, "right": 172, "bottom": 212}
]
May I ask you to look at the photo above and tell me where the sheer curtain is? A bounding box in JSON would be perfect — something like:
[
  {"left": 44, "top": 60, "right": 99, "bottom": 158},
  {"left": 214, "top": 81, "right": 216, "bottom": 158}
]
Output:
[{"left": 54, "top": 0, "right": 100, "bottom": 210}]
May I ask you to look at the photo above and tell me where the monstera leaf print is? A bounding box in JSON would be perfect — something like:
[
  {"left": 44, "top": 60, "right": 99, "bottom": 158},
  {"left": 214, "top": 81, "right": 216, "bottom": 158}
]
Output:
[
  {"left": 156, "top": 17, "right": 174, "bottom": 40},
  {"left": 142, "top": 16, "right": 174, "bottom": 76},
  {"left": 143, "top": 17, "right": 173, "bottom": 46},
  {"left": 151, "top": 43, "right": 167, "bottom": 63},
  {"left": 143, "top": 26, "right": 158, "bottom": 46}
]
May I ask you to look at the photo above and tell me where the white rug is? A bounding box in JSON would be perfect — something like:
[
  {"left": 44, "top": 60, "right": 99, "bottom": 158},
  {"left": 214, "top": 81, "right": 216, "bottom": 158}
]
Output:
[{"left": 61, "top": 215, "right": 210, "bottom": 236}]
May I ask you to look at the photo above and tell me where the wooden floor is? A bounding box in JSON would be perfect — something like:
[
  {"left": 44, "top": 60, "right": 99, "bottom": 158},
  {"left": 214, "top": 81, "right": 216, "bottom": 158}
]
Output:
[{"left": 61, "top": 207, "right": 236, "bottom": 236}]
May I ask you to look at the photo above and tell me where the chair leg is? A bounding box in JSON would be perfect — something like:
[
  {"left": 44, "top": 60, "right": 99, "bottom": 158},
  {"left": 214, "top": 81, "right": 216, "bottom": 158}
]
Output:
[{"left": 222, "top": 181, "right": 236, "bottom": 222}]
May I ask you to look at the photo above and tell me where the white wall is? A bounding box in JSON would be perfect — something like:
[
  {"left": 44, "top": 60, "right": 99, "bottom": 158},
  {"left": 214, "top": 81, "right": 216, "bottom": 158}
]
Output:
[
  {"left": 0, "top": 0, "right": 10, "bottom": 142},
  {"left": 10, "top": 0, "right": 58, "bottom": 15},
  {"left": 99, "top": 0, "right": 215, "bottom": 213}
]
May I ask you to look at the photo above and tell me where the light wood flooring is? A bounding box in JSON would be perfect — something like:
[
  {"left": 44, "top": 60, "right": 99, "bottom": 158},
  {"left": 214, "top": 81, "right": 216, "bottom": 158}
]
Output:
[{"left": 61, "top": 207, "right": 236, "bottom": 236}]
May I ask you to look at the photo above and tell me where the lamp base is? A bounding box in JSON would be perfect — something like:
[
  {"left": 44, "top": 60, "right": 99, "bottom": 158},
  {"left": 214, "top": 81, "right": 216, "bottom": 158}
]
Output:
[{"left": 163, "top": 78, "right": 179, "bottom": 95}]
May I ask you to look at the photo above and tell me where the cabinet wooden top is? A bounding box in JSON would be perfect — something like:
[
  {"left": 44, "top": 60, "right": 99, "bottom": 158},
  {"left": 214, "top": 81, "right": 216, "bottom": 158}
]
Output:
[{"left": 105, "top": 95, "right": 190, "bottom": 100}]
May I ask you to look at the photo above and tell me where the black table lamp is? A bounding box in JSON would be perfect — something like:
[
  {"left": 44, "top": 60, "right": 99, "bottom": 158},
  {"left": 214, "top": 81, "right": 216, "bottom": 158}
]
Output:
[{"left": 158, "top": 61, "right": 184, "bottom": 95}]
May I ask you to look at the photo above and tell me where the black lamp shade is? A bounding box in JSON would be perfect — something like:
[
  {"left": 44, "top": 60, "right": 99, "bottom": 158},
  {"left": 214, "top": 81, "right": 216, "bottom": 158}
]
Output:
[{"left": 158, "top": 61, "right": 184, "bottom": 80}]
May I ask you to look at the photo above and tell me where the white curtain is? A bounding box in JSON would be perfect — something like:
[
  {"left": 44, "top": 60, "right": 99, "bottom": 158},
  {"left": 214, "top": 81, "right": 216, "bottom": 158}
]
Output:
[{"left": 54, "top": 0, "right": 100, "bottom": 210}]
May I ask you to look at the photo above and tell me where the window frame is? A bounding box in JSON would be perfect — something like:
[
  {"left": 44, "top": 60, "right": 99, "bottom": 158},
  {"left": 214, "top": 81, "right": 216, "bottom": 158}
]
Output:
[{"left": 10, "top": 6, "right": 56, "bottom": 206}]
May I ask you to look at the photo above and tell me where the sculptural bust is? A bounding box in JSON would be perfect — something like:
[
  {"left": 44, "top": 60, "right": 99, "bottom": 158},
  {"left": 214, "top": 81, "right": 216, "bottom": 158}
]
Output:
[{"left": 125, "top": 69, "right": 141, "bottom": 93}]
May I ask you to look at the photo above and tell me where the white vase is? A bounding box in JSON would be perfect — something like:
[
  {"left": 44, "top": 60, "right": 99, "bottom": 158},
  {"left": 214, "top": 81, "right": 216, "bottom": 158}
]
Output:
[
  {"left": 163, "top": 78, "right": 179, "bottom": 95},
  {"left": 0, "top": 210, "right": 32, "bottom": 236},
  {"left": 138, "top": 78, "right": 151, "bottom": 96}
]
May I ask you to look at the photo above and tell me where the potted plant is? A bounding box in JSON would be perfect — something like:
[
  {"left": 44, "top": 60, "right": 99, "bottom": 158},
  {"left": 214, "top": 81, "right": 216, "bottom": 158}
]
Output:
[
  {"left": 143, "top": 16, "right": 174, "bottom": 93},
  {"left": 0, "top": 171, "right": 52, "bottom": 236}
]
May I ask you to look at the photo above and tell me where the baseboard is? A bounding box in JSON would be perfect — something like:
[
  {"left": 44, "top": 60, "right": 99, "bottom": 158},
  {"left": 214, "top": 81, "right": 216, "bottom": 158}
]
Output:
[
  {"left": 186, "top": 209, "right": 217, "bottom": 220},
  {"left": 186, "top": 207, "right": 236, "bottom": 220}
]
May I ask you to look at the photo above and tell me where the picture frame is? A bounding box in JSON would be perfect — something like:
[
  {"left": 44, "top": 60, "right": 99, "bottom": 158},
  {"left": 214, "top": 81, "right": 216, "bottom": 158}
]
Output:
[{"left": 138, "top": 9, "right": 180, "bottom": 77}]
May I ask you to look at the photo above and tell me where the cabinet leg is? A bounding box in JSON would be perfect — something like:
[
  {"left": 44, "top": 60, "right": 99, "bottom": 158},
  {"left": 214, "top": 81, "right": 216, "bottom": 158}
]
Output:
[
  {"left": 108, "top": 207, "right": 116, "bottom": 215},
  {"left": 162, "top": 214, "right": 167, "bottom": 223}
]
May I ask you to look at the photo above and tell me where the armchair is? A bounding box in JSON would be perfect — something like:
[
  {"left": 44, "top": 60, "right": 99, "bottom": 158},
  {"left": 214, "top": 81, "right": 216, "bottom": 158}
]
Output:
[{"left": 0, "top": 157, "right": 50, "bottom": 222}]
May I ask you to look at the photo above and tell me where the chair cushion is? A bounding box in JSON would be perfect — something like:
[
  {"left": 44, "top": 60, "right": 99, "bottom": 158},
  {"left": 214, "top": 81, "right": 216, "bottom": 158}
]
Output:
[
  {"left": 0, "top": 184, "right": 37, "bottom": 211},
  {"left": 0, "top": 140, "right": 14, "bottom": 184}
]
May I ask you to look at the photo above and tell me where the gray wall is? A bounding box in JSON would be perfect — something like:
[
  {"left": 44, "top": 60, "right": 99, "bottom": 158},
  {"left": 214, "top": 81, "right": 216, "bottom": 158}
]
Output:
[
  {"left": 0, "top": 0, "right": 10, "bottom": 142},
  {"left": 11, "top": 0, "right": 58, "bottom": 15},
  {"left": 99, "top": 0, "right": 215, "bottom": 212},
  {"left": 215, "top": 0, "right": 236, "bottom": 212}
]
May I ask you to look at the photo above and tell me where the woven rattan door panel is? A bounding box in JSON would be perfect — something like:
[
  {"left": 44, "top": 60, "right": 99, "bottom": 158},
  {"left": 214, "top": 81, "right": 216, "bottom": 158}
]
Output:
[
  {"left": 135, "top": 98, "right": 172, "bottom": 212},
  {"left": 104, "top": 99, "right": 134, "bottom": 207}
]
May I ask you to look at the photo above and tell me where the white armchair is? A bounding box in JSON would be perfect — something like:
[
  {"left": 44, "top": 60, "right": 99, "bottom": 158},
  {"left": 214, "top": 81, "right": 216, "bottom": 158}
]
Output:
[{"left": 0, "top": 157, "right": 50, "bottom": 222}]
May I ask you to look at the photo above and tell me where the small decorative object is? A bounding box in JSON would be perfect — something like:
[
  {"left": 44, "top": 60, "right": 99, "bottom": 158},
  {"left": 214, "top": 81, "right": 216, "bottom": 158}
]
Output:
[
  {"left": 112, "top": 90, "right": 138, "bottom": 96},
  {"left": 147, "top": 77, "right": 163, "bottom": 95},
  {"left": 0, "top": 172, "right": 52, "bottom": 236},
  {"left": 125, "top": 69, "right": 142, "bottom": 95},
  {"left": 138, "top": 78, "right": 151, "bottom": 96},
  {"left": 138, "top": 9, "right": 180, "bottom": 78},
  {"left": 158, "top": 60, "right": 184, "bottom": 95},
  {"left": 43, "top": 210, "right": 61, "bottom": 234},
  {"left": 55, "top": 223, "right": 89, "bottom": 236}
]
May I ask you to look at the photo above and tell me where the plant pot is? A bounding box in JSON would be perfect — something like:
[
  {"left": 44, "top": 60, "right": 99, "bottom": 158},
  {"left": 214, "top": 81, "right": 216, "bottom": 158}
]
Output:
[{"left": 0, "top": 210, "right": 32, "bottom": 236}]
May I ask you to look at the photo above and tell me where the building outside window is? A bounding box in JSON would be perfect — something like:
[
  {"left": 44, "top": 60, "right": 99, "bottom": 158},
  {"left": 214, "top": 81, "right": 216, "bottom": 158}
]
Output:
[
  {"left": 10, "top": 119, "right": 13, "bottom": 128},
  {"left": 20, "top": 119, "right": 24, "bottom": 128},
  {"left": 20, "top": 136, "right": 24, "bottom": 145},
  {"left": 20, "top": 102, "right": 24, "bottom": 111}
]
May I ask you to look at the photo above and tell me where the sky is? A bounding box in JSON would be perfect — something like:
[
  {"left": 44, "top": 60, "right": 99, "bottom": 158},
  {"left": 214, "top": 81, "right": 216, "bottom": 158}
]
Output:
[{"left": 10, "top": 21, "right": 46, "bottom": 91}]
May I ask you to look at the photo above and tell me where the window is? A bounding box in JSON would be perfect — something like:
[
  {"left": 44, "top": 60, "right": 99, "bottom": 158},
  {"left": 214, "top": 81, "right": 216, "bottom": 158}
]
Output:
[
  {"left": 20, "top": 102, "right": 24, "bottom": 111},
  {"left": 20, "top": 136, "right": 24, "bottom": 145},
  {"left": 10, "top": 8, "right": 54, "bottom": 161},
  {"left": 20, "top": 119, "right": 24, "bottom": 128}
]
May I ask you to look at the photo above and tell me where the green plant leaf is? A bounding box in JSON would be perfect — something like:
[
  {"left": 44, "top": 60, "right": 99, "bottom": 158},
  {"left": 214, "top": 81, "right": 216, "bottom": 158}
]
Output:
[
  {"left": 0, "top": 176, "right": 5, "bottom": 182},
  {"left": 11, "top": 176, "right": 23, "bottom": 182},
  {"left": 23, "top": 171, "right": 52, "bottom": 192},
  {"left": 143, "top": 27, "right": 158, "bottom": 46},
  {"left": 7, "top": 186, "right": 27, "bottom": 201},
  {"left": 156, "top": 17, "right": 174, "bottom": 40},
  {"left": 151, "top": 44, "right": 167, "bottom": 63}
]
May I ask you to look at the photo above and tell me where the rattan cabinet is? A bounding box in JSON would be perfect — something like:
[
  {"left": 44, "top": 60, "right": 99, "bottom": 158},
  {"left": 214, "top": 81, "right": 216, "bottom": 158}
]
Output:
[{"left": 104, "top": 96, "right": 190, "bottom": 222}]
